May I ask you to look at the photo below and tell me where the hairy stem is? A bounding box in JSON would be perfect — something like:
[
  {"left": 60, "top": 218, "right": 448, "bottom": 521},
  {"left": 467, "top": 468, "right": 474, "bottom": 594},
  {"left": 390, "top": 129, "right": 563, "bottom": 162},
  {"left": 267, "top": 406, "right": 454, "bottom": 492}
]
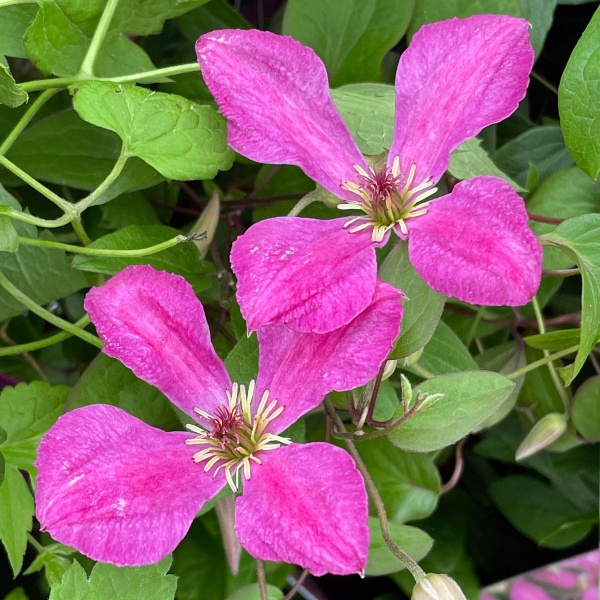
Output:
[
  {"left": 0, "top": 271, "right": 102, "bottom": 348},
  {"left": 0, "top": 89, "right": 60, "bottom": 156},
  {"left": 288, "top": 190, "right": 321, "bottom": 217},
  {"left": 505, "top": 344, "right": 580, "bottom": 380},
  {"left": 324, "top": 399, "right": 427, "bottom": 584},
  {"left": 0, "top": 315, "right": 91, "bottom": 357},
  {"left": 256, "top": 559, "right": 268, "bottom": 600},
  {"left": 79, "top": 0, "right": 121, "bottom": 77}
]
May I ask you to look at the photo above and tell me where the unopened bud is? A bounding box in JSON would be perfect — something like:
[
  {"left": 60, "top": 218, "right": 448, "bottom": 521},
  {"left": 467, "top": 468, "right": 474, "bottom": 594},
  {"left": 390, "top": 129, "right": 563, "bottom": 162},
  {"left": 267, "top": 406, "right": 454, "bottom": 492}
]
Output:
[
  {"left": 416, "top": 392, "right": 444, "bottom": 412},
  {"left": 381, "top": 360, "right": 398, "bottom": 381},
  {"left": 400, "top": 374, "right": 413, "bottom": 413},
  {"left": 516, "top": 412, "right": 568, "bottom": 461},
  {"left": 188, "top": 190, "right": 220, "bottom": 258},
  {"left": 412, "top": 574, "right": 467, "bottom": 600}
]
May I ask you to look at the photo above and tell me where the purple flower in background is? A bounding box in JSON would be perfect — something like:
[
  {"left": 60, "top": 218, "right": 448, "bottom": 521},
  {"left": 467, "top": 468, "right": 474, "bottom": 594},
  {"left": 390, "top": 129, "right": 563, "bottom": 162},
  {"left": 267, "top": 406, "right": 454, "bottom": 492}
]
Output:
[
  {"left": 35, "top": 266, "right": 404, "bottom": 575},
  {"left": 197, "top": 16, "right": 542, "bottom": 334}
]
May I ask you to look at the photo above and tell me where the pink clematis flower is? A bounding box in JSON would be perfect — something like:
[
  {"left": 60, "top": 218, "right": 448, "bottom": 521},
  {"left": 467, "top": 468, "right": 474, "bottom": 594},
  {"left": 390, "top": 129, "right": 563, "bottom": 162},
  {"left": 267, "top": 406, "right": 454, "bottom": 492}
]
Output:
[
  {"left": 35, "top": 265, "right": 404, "bottom": 575},
  {"left": 196, "top": 16, "right": 543, "bottom": 334}
]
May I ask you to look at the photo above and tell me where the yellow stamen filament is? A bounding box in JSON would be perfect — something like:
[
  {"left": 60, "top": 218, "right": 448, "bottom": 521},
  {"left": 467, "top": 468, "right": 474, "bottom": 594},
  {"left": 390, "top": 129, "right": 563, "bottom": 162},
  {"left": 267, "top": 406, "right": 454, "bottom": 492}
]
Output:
[{"left": 185, "top": 380, "right": 291, "bottom": 493}]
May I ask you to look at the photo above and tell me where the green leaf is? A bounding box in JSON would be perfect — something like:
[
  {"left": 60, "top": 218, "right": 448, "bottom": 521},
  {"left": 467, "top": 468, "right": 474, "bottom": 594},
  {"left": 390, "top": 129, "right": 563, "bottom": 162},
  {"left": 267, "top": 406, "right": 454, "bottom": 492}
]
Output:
[
  {"left": 0, "top": 216, "right": 18, "bottom": 252},
  {"left": 111, "top": 0, "right": 212, "bottom": 36},
  {"left": 24, "top": 3, "right": 158, "bottom": 78},
  {"left": 388, "top": 371, "right": 515, "bottom": 452},
  {"left": 4, "top": 587, "right": 29, "bottom": 600},
  {"left": 489, "top": 475, "right": 596, "bottom": 548},
  {"left": 225, "top": 586, "right": 283, "bottom": 600},
  {"left": 524, "top": 328, "right": 583, "bottom": 351},
  {"left": 492, "top": 126, "right": 575, "bottom": 189},
  {"left": 542, "top": 214, "right": 600, "bottom": 383},
  {"left": 0, "top": 466, "right": 33, "bottom": 577},
  {"left": 72, "top": 225, "right": 213, "bottom": 293},
  {"left": 527, "top": 167, "right": 600, "bottom": 269},
  {"left": 24, "top": 551, "right": 72, "bottom": 587},
  {"left": 408, "top": 0, "right": 520, "bottom": 37},
  {"left": 69, "top": 354, "right": 181, "bottom": 431},
  {"left": 283, "top": 0, "right": 414, "bottom": 86},
  {"left": 71, "top": 81, "right": 234, "bottom": 180},
  {"left": 516, "top": 0, "right": 557, "bottom": 56},
  {"left": 0, "top": 223, "right": 88, "bottom": 322},
  {"left": 0, "top": 5, "right": 38, "bottom": 58},
  {"left": 5, "top": 110, "right": 163, "bottom": 197},
  {"left": 558, "top": 5, "right": 600, "bottom": 180},
  {"left": 0, "top": 381, "right": 69, "bottom": 475},
  {"left": 0, "top": 57, "right": 27, "bottom": 108},
  {"left": 366, "top": 518, "right": 432, "bottom": 576},
  {"left": 224, "top": 334, "right": 259, "bottom": 385},
  {"left": 475, "top": 341, "right": 526, "bottom": 428},
  {"left": 412, "top": 320, "right": 478, "bottom": 376},
  {"left": 379, "top": 242, "right": 445, "bottom": 360},
  {"left": 572, "top": 375, "right": 600, "bottom": 440},
  {"left": 49, "top": 558, "right": 177, "bottom": 600},
  {"left": 448, "top": 138, "right": 522, "bottom": 191},
  {"left": 356, "top": 437, "right": 440, "bottom": 522},
  {"left": 175, "top": 0, "right": 250, "bottom": 41},
  {"left": 331, "top": 84, "right": 395, "bottom": 155}
]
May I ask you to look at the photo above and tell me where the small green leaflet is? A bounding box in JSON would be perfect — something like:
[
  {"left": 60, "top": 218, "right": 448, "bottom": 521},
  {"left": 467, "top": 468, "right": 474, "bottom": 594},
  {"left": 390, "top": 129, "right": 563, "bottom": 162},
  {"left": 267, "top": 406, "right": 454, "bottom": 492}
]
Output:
[
  {"left": 0, "top": 57, "right": 27, "bottom": 108},
  {"left": 71, "top": 81, "right": 234, "bottom": 180},
  {"left": 49, "top": 558, "right": 177, "bottom": 600}
]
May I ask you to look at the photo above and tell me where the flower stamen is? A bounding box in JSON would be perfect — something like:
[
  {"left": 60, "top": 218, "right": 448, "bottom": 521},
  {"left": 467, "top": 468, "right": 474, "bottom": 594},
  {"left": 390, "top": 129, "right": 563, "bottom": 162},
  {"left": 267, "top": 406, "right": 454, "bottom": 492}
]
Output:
[
  {"left": 339, "top": 159, "right": 437, "bottom": 242},
  {"left": 185, "top": 380, "right": 291, "bottom": 492}
]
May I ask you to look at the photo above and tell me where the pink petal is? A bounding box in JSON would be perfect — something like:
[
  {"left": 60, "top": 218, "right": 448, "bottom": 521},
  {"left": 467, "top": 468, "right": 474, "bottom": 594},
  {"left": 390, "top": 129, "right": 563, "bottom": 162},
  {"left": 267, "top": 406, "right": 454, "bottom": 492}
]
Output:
[
  {"left": 35, "top": 405, "right": 225, "bottom": 566},
  {"left": 235, "top": 443, "right": 368, "bottom": 576},
  {"left": 84, "top": 265, "right": 231, "bottom": 422},
  {"left": 509, "top": 580, "right": 554, "bottom": 600},
  {"left": 389, "top": 15, "right": 534, "bottom": 186},
  {"left": 196, "top": 29, "right": 366, "bottom": 201},
  {"left": 407, "top": 176, "right": 542, "bottom": 306},
  {"left": 256, "top": 280, "right": 403, "bottom": 434},
  {"left": 230, "top": 217, "right": 377, "bottom": 333}
]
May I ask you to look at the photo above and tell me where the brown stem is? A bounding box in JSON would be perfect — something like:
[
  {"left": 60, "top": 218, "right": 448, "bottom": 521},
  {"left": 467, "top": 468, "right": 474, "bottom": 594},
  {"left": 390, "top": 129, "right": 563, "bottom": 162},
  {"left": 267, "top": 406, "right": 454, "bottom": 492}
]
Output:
[
  {"left": 283, "top": 569, "right": 310, "bottom": 600},
  {"left": 440, "top": 438, "right": 466, "bottom": 494},
  {"left": 0, "top": 321, "right": 48, "bottom": 381},
  {"left": 324, "top": 399, "right": 426, "bottom": 584},
  {"left": 256, "top": 559, "right": 268, "bottom": 600},
  {"left": 528, "top": 212, "right": 565, "bottom": 224}
]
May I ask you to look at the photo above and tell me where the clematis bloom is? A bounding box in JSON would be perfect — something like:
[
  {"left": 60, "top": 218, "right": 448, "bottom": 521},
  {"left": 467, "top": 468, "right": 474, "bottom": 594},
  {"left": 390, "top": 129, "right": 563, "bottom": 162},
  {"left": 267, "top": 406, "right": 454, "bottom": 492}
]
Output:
[
  {"left": 197, "top": 16, "right": 543, "bottom": 334},
  {"left": 35, "top": 265, "right": 404, "bottom": 575}
]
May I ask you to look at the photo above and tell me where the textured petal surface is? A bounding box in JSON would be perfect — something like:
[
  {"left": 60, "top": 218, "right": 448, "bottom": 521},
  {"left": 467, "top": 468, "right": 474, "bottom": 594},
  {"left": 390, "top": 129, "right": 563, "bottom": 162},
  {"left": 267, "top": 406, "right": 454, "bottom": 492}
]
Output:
[
  {"left": 196, "top": 29, "right": 366, "bottom": 201},
  {"left": 256, "top": 280, "right": 403, "bottom": 434},
  {"left": 407, "top": 176, "right": 542, "bottom": 306},
  {"left": 389, "top": 15, "right": 534, "bottom": 186},
  {"left": 231, "top": 217, "right": 377, "bottom": 333},
  {"left": 235, "top": 443, "right": 368, "bottom": 576},
  {"left": 35, "top": 405, "right": 225, "bottom": 566},
  {"left": 84, "top": 266, "right": 231, "bottom": 422}
]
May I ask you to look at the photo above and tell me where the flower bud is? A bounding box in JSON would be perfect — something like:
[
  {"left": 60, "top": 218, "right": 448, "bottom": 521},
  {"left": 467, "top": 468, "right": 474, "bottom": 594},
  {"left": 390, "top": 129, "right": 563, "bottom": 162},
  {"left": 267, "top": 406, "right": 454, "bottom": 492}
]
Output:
[
  {"left": 188, "top": 190, "right": 220, "bottom": 258},
  {"left": 381, "top": 359, "right": 398, "bottom": 381},
  {"left": 412, "top": 574, "right": 467, "bottom": 600},
  {"left": 400, "top": 347, "right": 424, "bottom": 367},
  {"left": 515, "top": 412, "right": 568, "bottom": 461}
]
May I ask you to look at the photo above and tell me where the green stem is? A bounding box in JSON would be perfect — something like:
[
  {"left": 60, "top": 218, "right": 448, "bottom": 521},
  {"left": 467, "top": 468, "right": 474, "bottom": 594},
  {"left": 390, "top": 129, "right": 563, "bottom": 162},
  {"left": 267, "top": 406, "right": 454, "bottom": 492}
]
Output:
[
  {"left": 78, "top": 0, "right": 121, "bottom": 78},
  {"left": 505, "top": 344, "right": 580, "bottom": 380},
  {"left": 0, "top": 315, "right": 90, "bottom": 356},
  {"left": 288, "top": 190, "right": 321, "bottom": 217},
  {"left": 74, "top": 152, "right": 128, "bottom": 213},
  {"left": 17, "top": 233, "right": 190, "bottom": 257},
  {"left": 20, "top": 63, "right": 200, "bottom": 93},
  {"left": 0, "top": 271, "right": 102, "bottom": 349},
  {"left": 532, "top": 296, "right": 571, "bottom": 410},
  {"left": 0, "top": 89, "right": 60, "bottom": 156},
  {"left": 0, "top": 155, "right": 72, "bottom": 212},
  {"left": 542, "top": 267, "right": 580, "bottom": 278},
  {"left": 324, "top": 399, "right": 426, "bottom": 584},
  {"left": 26, "top": 533, "right": 44, "bottom": 554},
  {"left": 0, "top": 208, "right": 72, "bottom": 229},
  {"left": 71, "top": 216, "right": 92, "bottom": 246},
  {"left": 466, "top": 305, "right": 484, "bottom": 347}
]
